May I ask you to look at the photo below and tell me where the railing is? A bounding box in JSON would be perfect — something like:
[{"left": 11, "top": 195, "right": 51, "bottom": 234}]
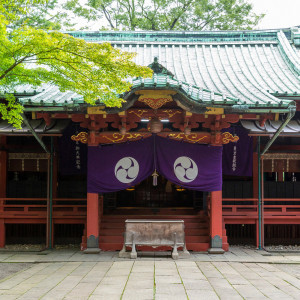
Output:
[
  {"left": 0, "top": 198, "right": 87, "bottom": 219},
  {"left": 1, "top": 197, "right": 300, "bottom": 223},
  {"left": 222, "top": 198, "right": 300, "bottom": 223}
]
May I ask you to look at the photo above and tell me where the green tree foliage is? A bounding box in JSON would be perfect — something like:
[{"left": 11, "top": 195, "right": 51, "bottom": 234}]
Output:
[
  {"left": 66, "top": 0, "right": 264, "bottom": 31},
  {"left": 7, "top": 0, "right": 73, "bottom": 30},
  {"left": 0, "top": 0, "right": 152, "bottom": 128}
]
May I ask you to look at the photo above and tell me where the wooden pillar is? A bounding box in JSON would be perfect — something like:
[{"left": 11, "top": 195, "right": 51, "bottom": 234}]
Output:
[
  {"left": 0, "top": 220, "right": 5, "bottom": 248},
  {"left": 255, "top": 219, "right": 259, "bottom": 248},
  {"left": 52, "top": 150, "right": 58, "bottom": 199},
  {"left": 261, "top": 159, "right": 265, "bottom": 248},
  {"left": 0, "top": 150, "right": 7, "bottom": 198},
  {"left": 208, "top": 190, "right": 224, "bottom": 254},
  {"left": 0, "top": 146, "right": 7, "bottom": 248},
  {"left": 99, "top": 195, "right": 104, "bottom": 219},
  {"left": 84, "top": 192, "right": 100, "bottom": 253},
  {"left": 253, "top": 152, "right": 259, "bottom": 199}
]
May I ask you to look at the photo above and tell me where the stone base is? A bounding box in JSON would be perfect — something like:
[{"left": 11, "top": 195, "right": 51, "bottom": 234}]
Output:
[
  {"left": 83, "top": 248, "right": 101, "bottom": 254},
  {"left": 208, "top": 248, "right": 225, "bottom": 254},
  {"left": 119, "top": 249, "right": 190, "bottom": 259},
  {"left": 181, "top": 250, "right": 191, "bottom": 258},
  {"left": 119, "top": 250, "right": 130, "bottom": 258},
  {"left": 130, "top": 252, "right": 137, "bottom": 259}
]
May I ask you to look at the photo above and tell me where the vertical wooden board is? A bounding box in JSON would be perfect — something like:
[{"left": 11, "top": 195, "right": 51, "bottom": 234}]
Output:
[
  {"left": 242, "top": 181, "right": 252, "bottom": 198},
  {"left": 293, "top": 182, "right": 300, "bottom": 198},
  {"left": 234, "top": 181, "right": 244, "bottom": 198},
  {"left": 285, "top": 182, "right": 294, "bottom": 198},
  {"left": 227, "top": 182, "right": 235, "bottom": 198},
  {"left": 222, "top": 181, "right": 229, "bottom": 198},
  {"left": 0, "top": 151, "right": 7, "bottom": 198},
  {"left": 276, "top": 182, "right": 286, "bottom": 199},
  {"left": 269, "top": 182, "right": 278, "bottom": 198},
  {"left": 263, "top": 181, "right": 270, "bottom": 198}
]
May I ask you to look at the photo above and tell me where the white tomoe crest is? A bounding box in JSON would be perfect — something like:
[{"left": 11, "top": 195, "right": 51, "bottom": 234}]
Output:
[
  {"left": 174, "top": 156, "right": 198, "bottom": 183},
  {"left": 115, "top": 157, "right": 139, "bottom": 183}
]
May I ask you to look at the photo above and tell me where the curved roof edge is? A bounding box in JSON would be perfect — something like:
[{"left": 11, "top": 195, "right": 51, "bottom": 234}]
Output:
[
  {"left": 277, "top": 31, "right": 300, "bottom": 76},
  {"left": 19, "top": 72, "right": 295, "bottom": 114}
]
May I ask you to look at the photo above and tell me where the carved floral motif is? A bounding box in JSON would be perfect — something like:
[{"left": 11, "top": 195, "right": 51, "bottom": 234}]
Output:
[
  {"left": 102, "top": 133, "right": 142, "bottom": 143},
  {"left": 99, "top": 133, "right": 152, "bottom": 144},
  {"left": 136, "top": 90, "right": 176, "bottom": 109},
  {"left": 161, "top": 133, "right": 209, "bottom": 144},
  {"left": 139, "top": 97, "right": 172, "bottom": 109},
  {"left": 71, "top": 131, "right": 240, "bottom": 145},
  {"left": 71, "top": 132, "right": 88, "bottom": 144},
  {"left": 128, "top": 109, "right": 148, "bottom": 118},
  {"left": 221, "top": 132, "right": 239, "bottom": 144},
  {"left": 162, "top": 110, "right": 182, "bottom": 118}
]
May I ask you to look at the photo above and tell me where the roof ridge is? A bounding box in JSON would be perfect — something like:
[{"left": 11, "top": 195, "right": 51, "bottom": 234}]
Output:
[
  {"left": 130, "top": 72, "right": 239, "bottom": 103},
  {"left": 67, "top": 30, "right": 281, "bottom": 44}
]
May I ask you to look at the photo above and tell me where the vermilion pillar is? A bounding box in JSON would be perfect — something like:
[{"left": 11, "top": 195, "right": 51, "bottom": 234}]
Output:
[
  {"left": 84, "top": 192, "right": 100, "bottom": 253},
  {"left": 208, "top": 190, "right": 225, "bottom": 254}
]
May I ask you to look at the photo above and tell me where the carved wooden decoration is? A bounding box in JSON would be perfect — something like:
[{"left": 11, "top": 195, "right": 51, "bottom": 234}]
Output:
[
  {"left": 221, "top": 132, "right": 239, "bottom": 144},
  {"left": 135, "top": 90, "right": 176, "bottom": 109},
  {"left": 158, "top": 132, "right": 210, "bottom": 144},
  {"left": 99, "top": 133, "right": 152, "bottom": 144},
  {"left": 72, "top": 130, "right": 239, "bottom": 145},
  {"left": 71, "top": 132, "right": 88, "bottom": 144}
]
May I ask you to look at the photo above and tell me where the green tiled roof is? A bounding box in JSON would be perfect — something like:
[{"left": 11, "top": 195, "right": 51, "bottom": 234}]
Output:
[
  {"left": 128, "top": 73, "right": 292, "bottom": 108},
  {"left": 67, "top": 30, "right": 280, "bottom": 44},
  {"left": 19, "top": 28, "right": 300, "bottom": 112}
]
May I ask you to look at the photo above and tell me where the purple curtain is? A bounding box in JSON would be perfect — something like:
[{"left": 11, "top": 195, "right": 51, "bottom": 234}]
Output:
[
  {"left": 155, "top": 136, "right": 222, "bottom": 192},
  {"left": 87, "top": 135, "right": 223, "bottom": 193},
  {"left": 59, "top": 124, "right": 87, "bottom": 175},
  {"left": 222, "top": 127, "right": 253, "bottom": 176},
  {"left": 87, "top": 136, "right": 154, "bottom": 193}
]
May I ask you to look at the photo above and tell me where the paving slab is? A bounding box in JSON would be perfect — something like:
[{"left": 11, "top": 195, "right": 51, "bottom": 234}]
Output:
[
  {"left": 181, "top": 278, "right": 213, "bottom": 290},
  {"left": 122, "top": 288, "right": 153, "bottom": 300},
  {"left": 0, "top": 247, "right": 298, "bottom": 299},
  {"left": 186, "top": 289, "right": 219, "bottom": 300},
  {"left": 155, "top": 275, "right": 181, "bottom": 284}
]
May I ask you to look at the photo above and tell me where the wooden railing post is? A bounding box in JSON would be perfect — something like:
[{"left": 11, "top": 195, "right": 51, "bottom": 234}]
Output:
[{"left": 209, "top": 190, "right": 225, "bottom": 254}]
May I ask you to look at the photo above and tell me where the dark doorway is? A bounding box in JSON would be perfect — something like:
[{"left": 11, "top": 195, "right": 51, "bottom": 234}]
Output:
[{"left": 103, "top": 175, "right": 206, "bottom": 209}]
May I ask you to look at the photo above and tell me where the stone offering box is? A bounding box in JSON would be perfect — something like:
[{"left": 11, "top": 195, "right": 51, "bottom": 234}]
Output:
[{"left": 119, "top": 219, "right": 190, "bottom": 259}]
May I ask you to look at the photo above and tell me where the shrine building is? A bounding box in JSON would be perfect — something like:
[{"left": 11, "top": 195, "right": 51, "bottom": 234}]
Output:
[{"left": 0, "top": 27, "right": 300, "bottom": 253}]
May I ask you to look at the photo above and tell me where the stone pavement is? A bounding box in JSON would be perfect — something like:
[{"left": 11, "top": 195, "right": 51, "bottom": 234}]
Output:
[{"left": 0, "top": 246, "right": 299, "bottom": 299}]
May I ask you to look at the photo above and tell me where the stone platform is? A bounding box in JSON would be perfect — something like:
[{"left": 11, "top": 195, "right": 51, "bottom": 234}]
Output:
[{"left": 0, "top": 246, "right": 299, "bottom": 299}]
